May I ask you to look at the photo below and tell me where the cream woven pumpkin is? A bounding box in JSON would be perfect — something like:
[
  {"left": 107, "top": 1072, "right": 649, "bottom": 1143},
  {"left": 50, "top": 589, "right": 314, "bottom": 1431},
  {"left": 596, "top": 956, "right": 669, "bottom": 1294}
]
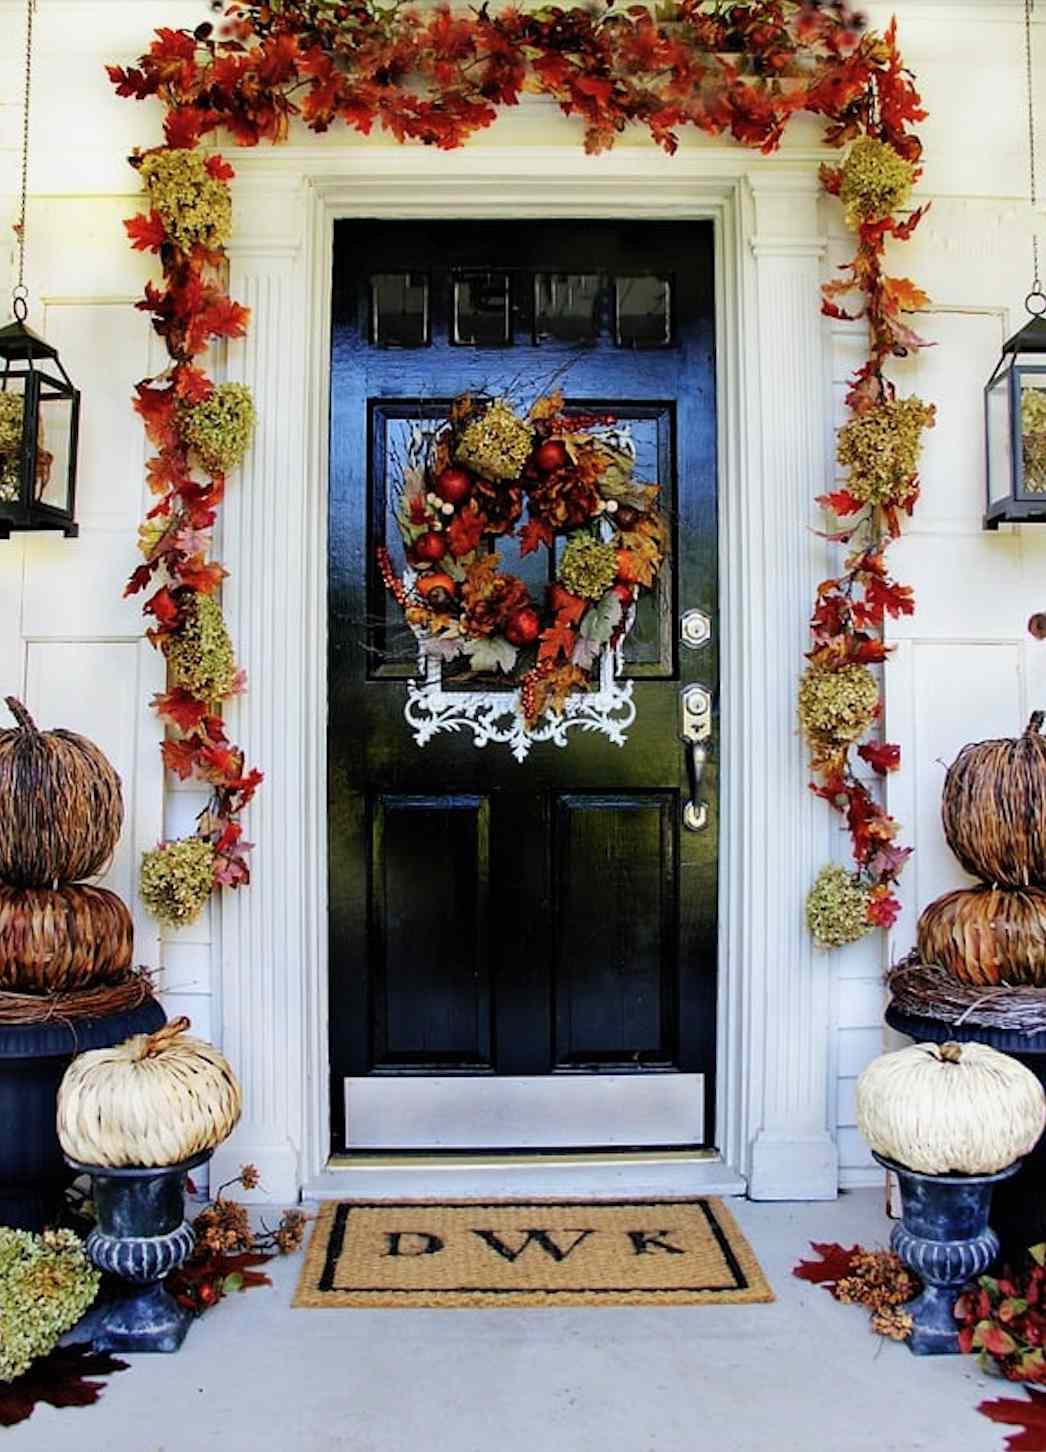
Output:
[
  {"left": 57, "top": 1017, "right": 242, "bottom": 1168},
  {"left": 856, "top": 1040, "right": 1046, "bottom": 1175}
]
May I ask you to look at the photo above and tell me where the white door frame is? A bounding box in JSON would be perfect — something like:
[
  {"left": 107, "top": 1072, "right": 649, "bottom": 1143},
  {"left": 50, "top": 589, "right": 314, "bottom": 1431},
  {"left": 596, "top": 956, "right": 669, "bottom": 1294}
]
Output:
[{"left": 208, "top": 135, "right": 839, "bottom": 1203}]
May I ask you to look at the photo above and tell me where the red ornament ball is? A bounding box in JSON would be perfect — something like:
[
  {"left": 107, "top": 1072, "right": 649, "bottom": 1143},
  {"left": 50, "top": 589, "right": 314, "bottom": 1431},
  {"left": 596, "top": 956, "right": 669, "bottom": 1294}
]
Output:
[
  {"left": 504, "top": 606, "right": 542, "bottom": 647},
  {"left": 534, "top": 439, "right": 569, "bottom": 474},
  {"left": 414, "top": 531, "right": 447, "bottom": 563},
  {"left": 434, "top": 467, "right": 473, "bottom": 506}
]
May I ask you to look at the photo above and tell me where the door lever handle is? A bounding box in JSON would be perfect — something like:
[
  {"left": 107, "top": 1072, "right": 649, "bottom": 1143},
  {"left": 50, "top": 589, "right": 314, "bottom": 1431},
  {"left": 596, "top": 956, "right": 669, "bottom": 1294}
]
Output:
[
  {"left": 680, "top": 684, "right": 711, "bottom": 833},
  {"left": 683, "top": 741, "right": 708, "bottom": 832}
]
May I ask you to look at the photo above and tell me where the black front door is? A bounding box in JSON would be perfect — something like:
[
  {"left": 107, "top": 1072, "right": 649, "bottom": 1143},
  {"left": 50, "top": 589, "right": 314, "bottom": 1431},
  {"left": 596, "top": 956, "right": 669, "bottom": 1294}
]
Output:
[{"left": 328, "top": 219, "right": 717, "bottom": 1153}]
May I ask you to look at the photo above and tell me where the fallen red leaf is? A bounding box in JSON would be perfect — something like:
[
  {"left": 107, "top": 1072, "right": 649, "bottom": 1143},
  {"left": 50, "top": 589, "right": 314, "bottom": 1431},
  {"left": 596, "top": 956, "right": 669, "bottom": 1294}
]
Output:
[
  {"left": 792, "top": 1241, "right": 859, "bottom": 1288},
  {"left": 0, "top": 1344, "right": 128, "bottom": 1428},
  {"left": 979, "top": 1388, "right": 1046, "bottom": 1450}
]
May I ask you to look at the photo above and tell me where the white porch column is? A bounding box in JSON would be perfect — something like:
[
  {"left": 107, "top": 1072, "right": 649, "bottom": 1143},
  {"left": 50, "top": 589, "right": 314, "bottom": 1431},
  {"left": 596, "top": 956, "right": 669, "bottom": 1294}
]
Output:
[
  {"left": 740, "top": 172, "right": 838, "bottom": 1200},
  {"left": 208, "top": 176, "right": 310, "bottom": 1203}
]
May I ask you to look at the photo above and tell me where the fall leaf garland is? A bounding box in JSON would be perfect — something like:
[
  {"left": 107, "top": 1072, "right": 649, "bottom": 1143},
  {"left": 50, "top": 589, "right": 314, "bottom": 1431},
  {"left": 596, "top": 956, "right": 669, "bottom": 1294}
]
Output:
[{"left": 110, "top": 1, "right": 931, "bottom": 939}]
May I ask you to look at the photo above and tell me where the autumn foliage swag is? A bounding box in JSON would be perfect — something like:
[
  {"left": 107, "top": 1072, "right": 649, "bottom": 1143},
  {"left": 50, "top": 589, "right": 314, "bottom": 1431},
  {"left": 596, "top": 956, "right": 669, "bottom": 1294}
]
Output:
[{"left": 110, "top": 0, "right": 931, "bottom": 941}]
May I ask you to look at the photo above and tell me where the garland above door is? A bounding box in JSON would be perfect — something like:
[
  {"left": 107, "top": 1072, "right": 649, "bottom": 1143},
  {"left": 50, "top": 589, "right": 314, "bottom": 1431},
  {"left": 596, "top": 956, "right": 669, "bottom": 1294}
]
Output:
[{"left": 109, "top": 0, "right": 933, "bottom": 947}]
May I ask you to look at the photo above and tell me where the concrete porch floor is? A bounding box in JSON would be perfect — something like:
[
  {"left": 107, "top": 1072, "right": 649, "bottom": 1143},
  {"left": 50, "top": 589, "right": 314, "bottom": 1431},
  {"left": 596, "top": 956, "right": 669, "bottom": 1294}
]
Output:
[{"left": 7, "top": 1188, "right": 1012, "bottom": 1452}]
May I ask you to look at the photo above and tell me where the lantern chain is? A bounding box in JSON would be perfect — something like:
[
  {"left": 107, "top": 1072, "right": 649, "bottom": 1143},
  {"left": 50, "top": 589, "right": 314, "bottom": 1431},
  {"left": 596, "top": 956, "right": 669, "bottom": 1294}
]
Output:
[
  {"left": 12, "top": 0, "right": 35, "bottom": 323},
  {"left": 1026, "top": 0, "right": 1046, "bottom": 313}
]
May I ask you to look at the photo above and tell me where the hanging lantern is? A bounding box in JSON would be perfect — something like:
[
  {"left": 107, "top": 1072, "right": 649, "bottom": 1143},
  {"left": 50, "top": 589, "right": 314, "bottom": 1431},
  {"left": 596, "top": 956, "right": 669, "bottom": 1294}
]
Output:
[
  {"left": 0, "top": 0, "right": 79, "bottom": 541},
  {"left": 984, "top": 298, "right": 1046, "bottom": 528},
  {"left": 985, "top": 0, "right": 1046, "bottom": 530}
]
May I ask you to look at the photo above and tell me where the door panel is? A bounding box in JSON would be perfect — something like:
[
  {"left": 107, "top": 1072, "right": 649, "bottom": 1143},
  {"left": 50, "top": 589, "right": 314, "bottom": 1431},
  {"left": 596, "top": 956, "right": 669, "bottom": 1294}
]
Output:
[{"left": 329, "top": 220, "right": 718, "bottom": 1152}]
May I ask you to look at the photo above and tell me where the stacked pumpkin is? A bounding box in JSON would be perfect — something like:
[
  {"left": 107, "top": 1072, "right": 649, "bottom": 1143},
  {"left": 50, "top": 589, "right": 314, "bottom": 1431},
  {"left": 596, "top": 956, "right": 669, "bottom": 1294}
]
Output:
[
  {"left": 0, "top": 697, "right": 132, "bottom": 999},
  {"left": 917, "top": 712, "right": 1046, "bottom": 987}
]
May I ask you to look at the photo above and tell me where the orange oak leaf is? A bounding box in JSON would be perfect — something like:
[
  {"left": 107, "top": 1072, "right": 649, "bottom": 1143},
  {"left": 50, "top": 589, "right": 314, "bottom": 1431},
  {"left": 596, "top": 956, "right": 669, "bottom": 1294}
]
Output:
[
  {"left": 538, "top": 618, "right": 578, "bottom": 664},
  {"left": 883, "top": 275, "right": 931, "bottom": 313},
  {"left": 175, "top": 554, "right": 228, "bottom": 594},
  {"left": 519, "top": 519, "right": 554, "bottom": 555}
]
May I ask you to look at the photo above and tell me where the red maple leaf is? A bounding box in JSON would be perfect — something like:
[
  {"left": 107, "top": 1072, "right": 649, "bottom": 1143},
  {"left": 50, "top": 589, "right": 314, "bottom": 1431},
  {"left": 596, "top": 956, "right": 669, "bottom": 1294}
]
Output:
[
  {"left": 204, "top": 154, "right": 236, "bottom": 182},
  {"left": 125, "top": 561, "right": 159, "bottom": 597},
  {"left": 867, "top": 884, "right": 902, "bottom": 929},
  {"left": 816, "top": 489, "right": 863, "bottom": 517},
  {"left": 153, "top": 688, "right": 208, "bottom": 734},
  {"left": 0, "top": 1344, "right": 128, "bottom": 1428},
  {"left": 161, "top": 735, "right": 202, "bottom": 779},
  {"left": 143, "top": 585, "right": 180, "bottom": 627},
  {"left": 124, "top": 211, "right": 168, "bottom": 253},
  {"left": 446, "top": 506, "right": 486, "bottom": 558},
  {"left": 792, "top": 1242, "right": 859, "bottom": 1288},
  {"left": 865, "top": 573, "right": 915, "bottom": 620},
  {"left": 857, "top": 741, "right": 901, "bottom": 776},
  {"left": 538, "top": 619, "right": 578, "bottom": 664},
  {"left": 173, "top": 366, "right": 214, "bottom": 405},
  {"left": 519, "top": 519, "right": 555, "bottom": 555},
  {"left": 133, "top": 382, "right": 178, "bottom": 450},
  {"left": 164, "top": 107, "right": 210, "bottom": 150},
  {"left": 175, "top": 554, "right": 228, "bottom": 594},
  {"left": 979, "top": 1389, "right": 1046, "bottom": 1450}
]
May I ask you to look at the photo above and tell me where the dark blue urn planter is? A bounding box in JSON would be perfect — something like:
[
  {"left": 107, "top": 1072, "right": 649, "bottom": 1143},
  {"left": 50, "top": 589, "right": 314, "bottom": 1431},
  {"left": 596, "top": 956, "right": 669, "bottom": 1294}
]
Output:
[
  {"left": 65, "top": 1148, "right": 210, "bottom": 1354},
  {"left": 873, "top": 1151, "right": 1021, "bottom": 1355},
  {"left": 0, "top": 995, "right": 166, "bottom": 1231},
  {"left": 886, "top": 1003, "right": 1046, "bottom": 1260}
]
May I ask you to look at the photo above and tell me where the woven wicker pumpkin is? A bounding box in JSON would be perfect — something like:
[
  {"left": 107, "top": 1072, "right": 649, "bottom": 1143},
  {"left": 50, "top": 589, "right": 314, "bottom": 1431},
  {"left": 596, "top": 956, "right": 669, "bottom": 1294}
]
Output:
[
  {"left": 916, "top": 885, "right": 1046, "bottom": 987},
  {"left": 57, "top": 1017, "right": 242, "bottom": 1168},
  {"left": 857, "top": 1040, "right": 1046, "bottom": 1174},
  {"left": 0, "top": 883, "right": 133, "bottom": 993},
  {"left": 941, "top": 712, "right": 1046, "bottom": 887},
  {"left": 0, "top": 697, "right": 123, "bottom": 887}
]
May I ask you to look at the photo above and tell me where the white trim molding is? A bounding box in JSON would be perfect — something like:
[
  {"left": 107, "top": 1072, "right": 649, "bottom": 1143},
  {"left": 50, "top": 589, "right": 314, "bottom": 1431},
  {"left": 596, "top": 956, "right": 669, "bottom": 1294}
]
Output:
[{"left": 208, "top": 141, "right": 839, "bottom": 1203}]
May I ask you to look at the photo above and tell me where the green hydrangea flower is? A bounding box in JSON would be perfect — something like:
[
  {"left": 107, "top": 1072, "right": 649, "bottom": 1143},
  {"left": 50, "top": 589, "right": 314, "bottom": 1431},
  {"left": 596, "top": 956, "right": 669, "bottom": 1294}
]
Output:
[
  {"left": 559, "top": 534, "right": 619, "bottom": 601},
  {"left": 182, "top": 383, "right": 256, "bottom": 475},
  {"left": 836, "top": 397, "right": 934, "bottom": 508},
  {"left": 455, "top": 401, "right": 533, "bottom": 482},
  {"left": 140, "top": 837, "right": 216, "bottom": 929},
  {"left": 164, "top": 593, "right": 238, "bottom": 703},
  {"left": 0, "top": 1228, "right": 100, "bottom": 1383},
  {"left": 839, "top": 137, "right": 916, "bottom": 229},
  {"left": 0, "top": 392, "right": 23, "bottom": 504},
  {"left": 806, "top": 865, "right": 872, "bottom": 949},
  {"left": 137, "top": 149, "right": 232, "bottom": 253},
  {"left": 798, "top": 663, "right": 878, "bottom": 746}
]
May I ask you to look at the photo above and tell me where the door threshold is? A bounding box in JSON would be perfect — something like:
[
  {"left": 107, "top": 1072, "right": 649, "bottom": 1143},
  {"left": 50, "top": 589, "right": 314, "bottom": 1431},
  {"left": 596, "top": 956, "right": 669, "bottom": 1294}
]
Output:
[{"left": 304, "top": 1150, "right": 747, "bottom": 1202}]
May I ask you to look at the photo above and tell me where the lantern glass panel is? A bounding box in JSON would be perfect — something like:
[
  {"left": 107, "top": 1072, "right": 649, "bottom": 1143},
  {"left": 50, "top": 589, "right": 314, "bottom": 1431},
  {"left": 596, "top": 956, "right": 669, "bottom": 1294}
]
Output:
[
  {"left": 33, "top": 387, "right": 75, "bottom": 513},
  {"left": 0, "top": 379, "right": 27, "bottom": 510},
  {"left": 1018, "top": 369, "right": 1046, "bottom": 500},
  {"left": 986, "top": 370, "right": 1014, "bottom": 511}
]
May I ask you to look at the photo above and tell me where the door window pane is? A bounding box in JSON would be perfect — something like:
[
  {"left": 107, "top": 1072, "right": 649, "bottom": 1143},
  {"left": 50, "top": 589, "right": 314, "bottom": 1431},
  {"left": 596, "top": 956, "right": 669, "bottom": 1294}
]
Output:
[
  {"left": 616, "top": 275, "right": 672, "bottom": 348},
  {"left": 371, "top": 273, "right": 429, "bottom": 348},
  {"left": 452, "top": 271, "right": 512, "bottom": 346},
  {"left": 534, "top": 273, "right": 603, "bottom": 344}
]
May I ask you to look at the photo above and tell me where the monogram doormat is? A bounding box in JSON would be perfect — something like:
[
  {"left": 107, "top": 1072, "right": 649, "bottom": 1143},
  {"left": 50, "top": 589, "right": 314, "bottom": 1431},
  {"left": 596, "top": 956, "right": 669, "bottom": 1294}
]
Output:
[{"left": 294, "top": 1198, "right": 774, "bottom": 1309}]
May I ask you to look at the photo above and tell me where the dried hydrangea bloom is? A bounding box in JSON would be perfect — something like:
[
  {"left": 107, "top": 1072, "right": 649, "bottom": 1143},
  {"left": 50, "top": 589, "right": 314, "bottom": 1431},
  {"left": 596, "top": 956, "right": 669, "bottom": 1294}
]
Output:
[
  {"left": 839, "top": 136, "right": 916, "bottom": 229},
  {"left": 164, "top": 593, "right": 238, "bottom": 703},
  {"left": 137, "top": 148, "right": 232, "bottom": 253},
  {"left": 559, "top": 534, "right": 618, "bottom": 600},
  {"left": 455, "top": 400, "right": 533, "bottom": 482},
  {"left": 0, "top": 1227, "right": 100, "bottom": 1383},
  {"left": 182, "top": 383, "right": 256, "bottom": 475},
  {"left": 0, "top": 393, "right": 23, "bottom": 504},
  {"left": 798, "top": 663, "right": 878, "bottom": 746},
  {"left": 836, "top": 396, "right": 935, "bottom": 508},
  {"left": 806, "top": 864, "right": 871, "bottom": 949},
  {"left": 140, "top": 837, "right": 216, "bottom": 929}
]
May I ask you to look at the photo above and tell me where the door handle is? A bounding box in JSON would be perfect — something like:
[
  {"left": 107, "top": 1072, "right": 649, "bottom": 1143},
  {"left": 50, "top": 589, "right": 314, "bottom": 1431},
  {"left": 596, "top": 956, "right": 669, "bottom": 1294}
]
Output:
[{"left": 680, "top": 685, "right": 711, "bottom": 833}]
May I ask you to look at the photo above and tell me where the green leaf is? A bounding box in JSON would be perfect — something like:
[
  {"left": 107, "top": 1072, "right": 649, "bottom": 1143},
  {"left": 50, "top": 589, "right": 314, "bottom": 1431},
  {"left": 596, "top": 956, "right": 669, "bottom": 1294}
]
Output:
[
  {"left": 1030, "top": 1245, "right": 1046, "bottom": 1267},
  {"left": 222, "top": 1272, "right": 244, "bottom": 1293},
  {"left": 580, "top": 591, "right": 623, "bottom": 646},
  {"left": 462, "top": 636, "right": 518, "bottom": 675},
  {"left": 1000, "top": 1298, "right": 1029, "bottom": 1322}
]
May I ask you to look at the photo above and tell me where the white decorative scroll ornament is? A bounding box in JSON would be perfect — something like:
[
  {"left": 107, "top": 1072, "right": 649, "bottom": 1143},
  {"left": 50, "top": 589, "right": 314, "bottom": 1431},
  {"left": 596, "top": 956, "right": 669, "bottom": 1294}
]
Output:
[{"left": 404, "top": 630, "right": 636, "bottom": 763}]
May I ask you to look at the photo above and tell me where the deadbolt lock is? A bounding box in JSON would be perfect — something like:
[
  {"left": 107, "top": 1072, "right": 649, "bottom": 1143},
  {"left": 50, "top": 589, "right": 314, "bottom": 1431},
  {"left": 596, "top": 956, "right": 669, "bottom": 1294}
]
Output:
[{"left": 680, "top": 609, "right": 711, "bottom": 651}]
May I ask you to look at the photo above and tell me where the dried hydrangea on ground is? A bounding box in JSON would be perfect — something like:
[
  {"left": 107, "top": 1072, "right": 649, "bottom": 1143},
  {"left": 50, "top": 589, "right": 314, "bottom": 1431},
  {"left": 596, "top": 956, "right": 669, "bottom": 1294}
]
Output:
[{"left": 0, "top": 1228, "right": 99, "bottom": 1383}]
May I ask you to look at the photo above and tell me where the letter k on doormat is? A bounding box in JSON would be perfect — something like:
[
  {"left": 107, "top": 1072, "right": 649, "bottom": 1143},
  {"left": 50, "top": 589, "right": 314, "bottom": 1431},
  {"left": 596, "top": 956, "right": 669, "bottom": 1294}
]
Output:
[{"left": 294, "top": 1199, "right": 774, "bottom": 1308}]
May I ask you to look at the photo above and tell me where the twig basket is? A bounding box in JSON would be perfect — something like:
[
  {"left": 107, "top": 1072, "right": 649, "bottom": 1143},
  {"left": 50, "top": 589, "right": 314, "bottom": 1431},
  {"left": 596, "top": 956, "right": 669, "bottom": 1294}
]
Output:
[{"left": 0, "top": 884, "right": 133, "bottom": 993}]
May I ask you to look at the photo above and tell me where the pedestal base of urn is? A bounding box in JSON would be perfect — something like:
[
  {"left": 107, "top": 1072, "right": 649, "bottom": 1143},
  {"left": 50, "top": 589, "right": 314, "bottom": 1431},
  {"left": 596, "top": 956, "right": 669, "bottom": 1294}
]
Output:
[
  {"left": 874, "top": 1153, "right": 1021, "bottom": 1356},
  {"left": 74, "top": 1280, "right": 194, "bottom": 1354}
]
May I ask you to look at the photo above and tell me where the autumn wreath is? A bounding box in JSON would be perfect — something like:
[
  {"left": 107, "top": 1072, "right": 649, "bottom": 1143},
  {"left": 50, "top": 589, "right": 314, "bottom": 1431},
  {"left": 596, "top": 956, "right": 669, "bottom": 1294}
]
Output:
[{"left": 377, "top": 390, "right": 667, "bottom": 730}]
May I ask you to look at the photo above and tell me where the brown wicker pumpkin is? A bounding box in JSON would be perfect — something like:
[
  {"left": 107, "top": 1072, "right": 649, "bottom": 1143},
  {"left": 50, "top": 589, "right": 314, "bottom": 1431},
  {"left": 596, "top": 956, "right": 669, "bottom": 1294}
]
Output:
[
  {"left": 0, "top": 883, "right": 133, "bottom": 993},
  {"left": 0, "top": 697, "right": 123, "bottom": 886},
  {"left": 941, "top": 712, "right": 1046, "bottom": 887},
  {"left": 917, "top": 885, "right": 1046, "bottom": 987}
]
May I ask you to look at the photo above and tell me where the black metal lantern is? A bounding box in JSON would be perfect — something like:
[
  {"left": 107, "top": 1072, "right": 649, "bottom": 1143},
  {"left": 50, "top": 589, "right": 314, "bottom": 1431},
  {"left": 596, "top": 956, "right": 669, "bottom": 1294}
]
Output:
[
  {"left": 0, "top": 300, "right": 80, "bottom": 539},
  {"left": 984, "top": 296, "right": 1046, "bottom": 529},
  {"left": 0, "top": 0, "right": 79, "bottom": 541},
  {"left": 986, "top": 0, "right": 1046, "bottom": 530}
]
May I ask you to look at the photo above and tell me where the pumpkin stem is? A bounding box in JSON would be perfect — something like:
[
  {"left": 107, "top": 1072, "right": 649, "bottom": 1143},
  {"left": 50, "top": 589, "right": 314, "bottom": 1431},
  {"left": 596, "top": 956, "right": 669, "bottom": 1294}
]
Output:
[
  {"left": 939, "top": 1042, "right": 963, "bottom": 1064},
  {"left": 4, "top": 697, "right": 37, "bottom": 734},
  {"left": 1027, "top": 711, "right": 1045, "bottom": 737},
  {"left": 137, "top": 1015, "right": 191, "bottom": 1060}
]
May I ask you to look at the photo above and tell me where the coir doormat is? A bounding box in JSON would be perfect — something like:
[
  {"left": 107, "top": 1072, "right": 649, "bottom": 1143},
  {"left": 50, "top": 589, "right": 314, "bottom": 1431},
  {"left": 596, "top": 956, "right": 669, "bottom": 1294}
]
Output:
[{"left": 294, "top": 1198, "right": 774, "bottom": 1309}]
